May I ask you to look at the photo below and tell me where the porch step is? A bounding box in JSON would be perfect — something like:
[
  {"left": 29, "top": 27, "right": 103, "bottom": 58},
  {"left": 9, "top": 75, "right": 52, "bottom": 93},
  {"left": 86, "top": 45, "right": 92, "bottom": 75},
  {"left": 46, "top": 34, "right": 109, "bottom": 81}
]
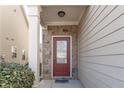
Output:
[{"left": 55, "top": 79, "right": 69, "bottom": 83}]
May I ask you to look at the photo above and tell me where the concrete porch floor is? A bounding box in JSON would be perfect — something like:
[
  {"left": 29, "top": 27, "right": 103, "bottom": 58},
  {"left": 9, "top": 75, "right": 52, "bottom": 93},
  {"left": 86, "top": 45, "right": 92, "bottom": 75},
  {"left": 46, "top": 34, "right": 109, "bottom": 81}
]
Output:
[{"left": 33, "top": 80, "right": 83, "bottom": 88}]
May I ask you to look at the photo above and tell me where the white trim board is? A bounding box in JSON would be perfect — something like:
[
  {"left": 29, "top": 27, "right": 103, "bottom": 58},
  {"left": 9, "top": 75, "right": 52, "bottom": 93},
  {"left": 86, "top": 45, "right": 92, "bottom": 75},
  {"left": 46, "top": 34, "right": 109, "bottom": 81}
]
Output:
[
  {"left": 46, "top": 21, "right": 79, "bottom": 26},
  {"left": 51, "top": 35, "right": 72, "bottom": 79}
]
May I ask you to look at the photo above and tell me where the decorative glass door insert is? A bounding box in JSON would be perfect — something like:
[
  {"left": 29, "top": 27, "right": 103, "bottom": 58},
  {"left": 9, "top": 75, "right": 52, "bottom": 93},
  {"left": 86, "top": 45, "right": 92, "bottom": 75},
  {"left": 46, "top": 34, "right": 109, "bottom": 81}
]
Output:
[{"left": 57, "top": 41, "right": 67, "bottom": 64}]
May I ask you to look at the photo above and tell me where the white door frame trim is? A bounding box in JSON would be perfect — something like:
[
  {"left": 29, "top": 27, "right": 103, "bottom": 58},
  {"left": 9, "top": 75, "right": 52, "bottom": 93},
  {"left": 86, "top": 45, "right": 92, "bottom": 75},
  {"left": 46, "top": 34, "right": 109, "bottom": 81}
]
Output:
[{"left": 51, "top": 35, "right": 72, "bottom": 79}]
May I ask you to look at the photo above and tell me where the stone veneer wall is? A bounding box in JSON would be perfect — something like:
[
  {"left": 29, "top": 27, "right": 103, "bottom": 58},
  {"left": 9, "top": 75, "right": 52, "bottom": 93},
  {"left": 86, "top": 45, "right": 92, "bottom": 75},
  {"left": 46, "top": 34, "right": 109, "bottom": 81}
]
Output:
[{"left": 43, "top": 25, "right": 78, "bottom": 79}]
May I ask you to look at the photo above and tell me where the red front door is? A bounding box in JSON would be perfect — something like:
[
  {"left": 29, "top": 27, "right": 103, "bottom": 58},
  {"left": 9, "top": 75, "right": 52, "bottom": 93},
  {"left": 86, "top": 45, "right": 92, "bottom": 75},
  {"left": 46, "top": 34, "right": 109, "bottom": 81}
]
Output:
[{"left": 53, "top": 37, "right": 71, "bottom": 77}]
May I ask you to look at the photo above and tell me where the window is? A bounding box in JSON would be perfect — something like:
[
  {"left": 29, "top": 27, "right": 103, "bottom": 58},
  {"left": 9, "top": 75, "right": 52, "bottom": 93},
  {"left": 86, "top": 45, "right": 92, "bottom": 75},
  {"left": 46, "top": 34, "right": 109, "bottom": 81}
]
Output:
[{"left": 57, "top": 41, "right": 67, "bottom": 64}]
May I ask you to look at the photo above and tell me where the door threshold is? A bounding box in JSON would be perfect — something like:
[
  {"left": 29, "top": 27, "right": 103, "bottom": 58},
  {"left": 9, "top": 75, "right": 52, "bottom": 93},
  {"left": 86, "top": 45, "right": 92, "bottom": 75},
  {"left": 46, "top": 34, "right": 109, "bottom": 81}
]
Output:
[{"left": 53, "top": 76, "right": 72, "bottom": 79}]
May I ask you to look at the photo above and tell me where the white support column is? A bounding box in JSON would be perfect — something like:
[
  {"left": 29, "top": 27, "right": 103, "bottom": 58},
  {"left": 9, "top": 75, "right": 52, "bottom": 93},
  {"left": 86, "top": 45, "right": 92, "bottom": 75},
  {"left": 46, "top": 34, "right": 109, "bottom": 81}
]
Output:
[{"left": 28, "top": 6, "right": 40, "bottom": 82}]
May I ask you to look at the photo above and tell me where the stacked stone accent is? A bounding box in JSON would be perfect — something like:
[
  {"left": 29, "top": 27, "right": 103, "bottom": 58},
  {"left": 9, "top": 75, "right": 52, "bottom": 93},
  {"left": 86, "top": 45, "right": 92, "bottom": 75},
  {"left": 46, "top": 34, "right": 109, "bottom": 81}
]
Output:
[{"left": 42, "top": 25, "right": 78, "bottom": 79}]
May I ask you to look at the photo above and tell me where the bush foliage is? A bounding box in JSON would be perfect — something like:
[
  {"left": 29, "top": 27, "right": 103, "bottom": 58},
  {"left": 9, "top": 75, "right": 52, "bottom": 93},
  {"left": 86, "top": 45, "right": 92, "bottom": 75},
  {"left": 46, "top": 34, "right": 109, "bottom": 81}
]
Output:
[{"left": 0, "top": 62, "right": 35, "bottom": 88}]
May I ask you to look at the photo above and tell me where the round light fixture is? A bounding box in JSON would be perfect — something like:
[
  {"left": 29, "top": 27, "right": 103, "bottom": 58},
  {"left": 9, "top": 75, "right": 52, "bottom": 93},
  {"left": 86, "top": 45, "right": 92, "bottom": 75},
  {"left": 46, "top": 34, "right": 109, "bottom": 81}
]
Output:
[{"left": 58, "top": 11, "right": 65, "bottom": 17}]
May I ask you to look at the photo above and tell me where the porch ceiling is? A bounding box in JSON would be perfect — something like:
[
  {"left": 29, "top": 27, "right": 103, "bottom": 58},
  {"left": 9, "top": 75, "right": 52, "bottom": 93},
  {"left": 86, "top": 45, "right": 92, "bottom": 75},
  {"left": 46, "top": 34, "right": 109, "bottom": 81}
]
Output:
[{"left": 40, "top": 5, "right": 87, "bottom": 26}]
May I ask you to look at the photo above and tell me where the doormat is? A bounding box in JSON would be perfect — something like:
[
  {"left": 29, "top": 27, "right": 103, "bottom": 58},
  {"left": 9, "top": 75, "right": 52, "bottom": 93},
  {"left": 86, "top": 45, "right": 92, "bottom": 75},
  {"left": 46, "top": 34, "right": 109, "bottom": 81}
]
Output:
[{"left": 55, "top": 79, "right": 69, "bottom": 83}]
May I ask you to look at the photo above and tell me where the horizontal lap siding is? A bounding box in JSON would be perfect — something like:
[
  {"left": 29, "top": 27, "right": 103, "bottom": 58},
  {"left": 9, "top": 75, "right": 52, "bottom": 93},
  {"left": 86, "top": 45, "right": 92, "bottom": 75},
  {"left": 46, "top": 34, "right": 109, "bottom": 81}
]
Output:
[{"left": 78, "top": 5, "right": 124, "bottom": 88}]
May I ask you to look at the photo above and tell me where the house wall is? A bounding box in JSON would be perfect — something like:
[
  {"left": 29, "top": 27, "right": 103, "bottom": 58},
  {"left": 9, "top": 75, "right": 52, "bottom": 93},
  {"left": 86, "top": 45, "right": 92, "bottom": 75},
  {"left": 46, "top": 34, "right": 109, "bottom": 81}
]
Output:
[
  {"left": 0, "top": 6, "right": 28, "bottom": 64},
  {"left": 43, "top": 25, "right": 78, "bottom": 79},
  {"left": 78, "top": 5, "right": 124, "bottom": 87}
]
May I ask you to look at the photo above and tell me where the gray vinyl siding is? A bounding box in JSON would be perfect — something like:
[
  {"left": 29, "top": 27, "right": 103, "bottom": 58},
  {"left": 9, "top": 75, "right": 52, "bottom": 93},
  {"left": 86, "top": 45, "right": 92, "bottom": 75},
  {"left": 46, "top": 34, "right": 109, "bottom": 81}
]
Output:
[{"left": 78, "top": 5, "right": 124, "bottom": 88}]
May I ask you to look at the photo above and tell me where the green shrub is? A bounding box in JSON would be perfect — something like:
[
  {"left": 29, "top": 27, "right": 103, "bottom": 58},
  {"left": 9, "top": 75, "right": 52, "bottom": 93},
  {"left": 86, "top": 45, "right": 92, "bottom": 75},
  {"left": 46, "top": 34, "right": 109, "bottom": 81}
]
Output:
[{"left": 0, "top": 62, "right": 35, "bottom": 88}]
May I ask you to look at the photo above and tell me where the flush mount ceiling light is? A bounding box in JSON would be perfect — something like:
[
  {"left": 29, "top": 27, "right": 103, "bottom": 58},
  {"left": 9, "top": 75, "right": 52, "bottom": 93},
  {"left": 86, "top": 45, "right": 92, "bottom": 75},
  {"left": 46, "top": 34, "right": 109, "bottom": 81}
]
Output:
[{"left": 58, "top": 11, "right": 65, "bottom": 17}]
